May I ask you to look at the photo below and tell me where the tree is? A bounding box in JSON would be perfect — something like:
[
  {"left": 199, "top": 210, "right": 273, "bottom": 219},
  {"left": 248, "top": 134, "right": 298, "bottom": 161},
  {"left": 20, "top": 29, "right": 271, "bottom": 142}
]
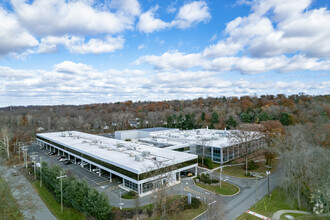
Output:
[
  {"left": 240, "top": 112, "right": 252, "bottom": 123},
  {"left": 201, "top": 112, "right": 205, "bottom": 121},
  {"left": 211, "top": 112, "right": 219, "bottom": 124},
  {"left": 279, "top": 112, "right": 294, "bottom": 126},
  {"left": 225, "top": 116, "right": 237, "bottom": 129},
  {"left": 229, "top": 124, "right": 264, "bottom": 176},
  {"left": 272, "top": 124, "right": 330, "bottom": 212},
  {"left": 0, "top": 127, "right": 12, "bottom": 159}
]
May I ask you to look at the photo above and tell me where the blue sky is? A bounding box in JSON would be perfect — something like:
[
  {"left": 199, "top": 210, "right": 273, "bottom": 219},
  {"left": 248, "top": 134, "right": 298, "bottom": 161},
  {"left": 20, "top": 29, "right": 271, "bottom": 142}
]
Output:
[{"left": 0, "top": 0, "right": 329, "bottom": 107}]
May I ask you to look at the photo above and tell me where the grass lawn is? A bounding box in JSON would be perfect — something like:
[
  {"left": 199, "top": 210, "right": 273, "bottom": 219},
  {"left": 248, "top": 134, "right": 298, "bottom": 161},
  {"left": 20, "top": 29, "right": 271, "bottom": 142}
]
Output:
[
  {"left": 220, "top": 159, "right": 278, "bottom": 179},
  {"left": 236, "top": 187, "right": 308, "bottom": 220},
  {"left": 114, "top": 196, "right": 208, "bottom": 220},
  {"left": 0, "top": 177, "right": 23, "bottom": 219},
  {"left": 31, "top": 181, "right": 85, "bottom": 220},
  {"left": 122, "top": 193, "right": 138, "bottom": 199},
  {"left": 196, "top": 181, "right": 239, "bottom": 196},
  {"left": 168, "top": 202, "right": 208, "bottom": 220}
]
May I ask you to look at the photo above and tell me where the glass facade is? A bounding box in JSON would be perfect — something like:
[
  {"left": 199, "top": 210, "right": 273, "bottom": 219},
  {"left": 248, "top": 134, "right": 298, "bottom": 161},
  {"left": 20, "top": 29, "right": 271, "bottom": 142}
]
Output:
[
  {"left": 213, "top": 148, "right": 221, "bottom": 162},
  {"left": 124, "top": 179, "right": 138, "bottom": 192}
]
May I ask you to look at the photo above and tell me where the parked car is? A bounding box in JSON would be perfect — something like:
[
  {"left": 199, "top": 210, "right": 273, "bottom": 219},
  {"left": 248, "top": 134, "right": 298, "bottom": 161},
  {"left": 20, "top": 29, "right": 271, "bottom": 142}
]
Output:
[
  {"left": 50, "top": 152, "right": 57, "bottom": 156},
  {"left": 76, "top": 161, "right": 81, "bottom": 165},
  {"left": 81, "top": 162, "right": 88, "bottom": 166},
  {"left": 48, "top": 151, "right": 54, "bottom": 155},
  {"left": 59, "top": 158, "right": 67, "bottom": 162},
  {"left": 64, "top": 160, "right": 72, "bottom": 165},
  {"left": 92, "top": 168, "right": 99, "bottom": 172},
  {"left": 57, "top": 156, "right": 66, "bottom": 160}
]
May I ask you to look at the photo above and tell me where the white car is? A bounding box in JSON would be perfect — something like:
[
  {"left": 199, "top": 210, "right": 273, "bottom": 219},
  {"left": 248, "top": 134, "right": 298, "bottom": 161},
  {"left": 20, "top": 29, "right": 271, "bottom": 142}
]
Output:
[{"left": 59, "top": 158, "right": 67, "bottom": 162}]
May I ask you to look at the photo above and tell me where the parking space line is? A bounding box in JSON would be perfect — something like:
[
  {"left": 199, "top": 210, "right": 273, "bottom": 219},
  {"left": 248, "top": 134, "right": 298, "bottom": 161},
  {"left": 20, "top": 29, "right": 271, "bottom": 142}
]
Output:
[{"left": 184, "top": 186, "right": 212, "bottom": 199}]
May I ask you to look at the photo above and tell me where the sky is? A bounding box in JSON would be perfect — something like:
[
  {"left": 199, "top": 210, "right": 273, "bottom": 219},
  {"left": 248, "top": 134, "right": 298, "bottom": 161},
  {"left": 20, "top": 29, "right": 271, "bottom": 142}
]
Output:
[{"left": 0, "top": 0, "right": 329, "bottom": 107}]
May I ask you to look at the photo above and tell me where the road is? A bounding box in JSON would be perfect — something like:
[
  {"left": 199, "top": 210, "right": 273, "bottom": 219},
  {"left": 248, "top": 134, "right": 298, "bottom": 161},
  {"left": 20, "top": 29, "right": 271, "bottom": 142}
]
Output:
[{"left": 195, "top": 168, "right": 282, "bottom": 220}]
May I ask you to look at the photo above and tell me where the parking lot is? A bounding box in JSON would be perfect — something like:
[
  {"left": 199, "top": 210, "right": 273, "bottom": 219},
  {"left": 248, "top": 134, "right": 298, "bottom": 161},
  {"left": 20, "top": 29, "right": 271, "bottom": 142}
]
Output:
[{"left": 27, "top": 144, "right": 117, "bottom": 188}]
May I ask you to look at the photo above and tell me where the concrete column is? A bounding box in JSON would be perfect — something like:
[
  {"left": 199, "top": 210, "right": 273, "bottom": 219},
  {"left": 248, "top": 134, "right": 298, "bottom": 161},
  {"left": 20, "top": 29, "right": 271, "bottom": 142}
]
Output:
[
  {"left": 74, "top": 157, "right": 76, "bottom": 164},
  {"left": 109, "top": 173, "right": 112, "bottom": 182},
  {"left": 220, "top": 148, "right": 223, "bottom": 164},
  {"left": 138, "top": 183, "right": 141, "bottom": 195},
  {"left": 89, "top": 163, "right": 91, "bottom": 171},
  {"left": 227, "top": 147, "right": 229, "bottom": 161},
  {"left": 211, "top": 147, "right": 214, "bottom": 162},
  {"left": 99, "top": 168, "right": 101, "bottom": 176}
]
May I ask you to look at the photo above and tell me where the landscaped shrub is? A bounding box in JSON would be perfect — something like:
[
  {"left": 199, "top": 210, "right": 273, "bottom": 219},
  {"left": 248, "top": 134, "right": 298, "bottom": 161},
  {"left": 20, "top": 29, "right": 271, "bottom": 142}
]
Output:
[
  {"left": 128, "top": 190, "right": 136, "bottom": 197},
  {"left": 182, "top": 197, "right": 201, "bottom": 210},
  {"left": 38, "top": 162, "right": 112, "bottom": 220},
  {"left": 243, "top": 160, "right": 259, "bottom": 170},
  {"left": 198, "top": 173, "right": 219, "bottom": 184},
  {"left": 204, "top": 158, "right": 214, "bottom": 169}
]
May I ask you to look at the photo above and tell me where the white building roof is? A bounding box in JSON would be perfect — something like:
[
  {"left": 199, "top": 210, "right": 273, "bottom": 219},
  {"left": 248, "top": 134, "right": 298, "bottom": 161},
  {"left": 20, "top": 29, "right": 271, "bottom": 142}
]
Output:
[
  {"left": 141, "top": 129, "right": 263, "bottom": 149},
  {"left": 37, "top": 131, "right": 197, "bottom": 174}
]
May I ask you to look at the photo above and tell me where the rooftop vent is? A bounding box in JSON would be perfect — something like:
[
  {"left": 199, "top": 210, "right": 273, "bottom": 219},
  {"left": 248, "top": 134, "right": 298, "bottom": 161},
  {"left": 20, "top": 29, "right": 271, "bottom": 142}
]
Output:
[
  {"left": 135, "top": 155, "right": 144, "bottom": 162},
  {"left": 142, "top": 151, "right": 150, "bottom": 156}
]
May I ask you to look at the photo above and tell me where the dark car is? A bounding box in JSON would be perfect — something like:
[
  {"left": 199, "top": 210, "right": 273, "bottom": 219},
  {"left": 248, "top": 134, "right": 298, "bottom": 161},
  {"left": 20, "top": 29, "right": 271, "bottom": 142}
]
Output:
[
  {"left": 50, "top": 152, "right": 57, "bottom": 156},
  {"left": 64, "top": 160, "right": 72, "bottom": 165}
]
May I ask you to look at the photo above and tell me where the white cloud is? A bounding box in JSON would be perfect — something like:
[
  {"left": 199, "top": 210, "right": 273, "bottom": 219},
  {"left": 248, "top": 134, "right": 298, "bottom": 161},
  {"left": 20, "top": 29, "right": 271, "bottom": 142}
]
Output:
[
  {"left": 54, "top": 61, "right": 94, "bottom": 74},
  {"left": 135, "top": 0, "right": 330, "bottom": 74},
  {"left": 110, "top": 0, "right": 141, "bottom": 16},
  {"left": 0, "top": 8, "right": 38, "bottom": 55},
  {"left": 1, "top": 62, "right": 328, "bottom": 107},
  {"left": 137, "top": 5, "right": 170, "bottom": 33},
  {"left": 38, "top": 35, "right": 124, "bottom": 54},
  {"left": 172, "top": 1, "right": 211, "bottom": 29},
  {"left": 10, "top": 0, "right": 136, "bottom": 36},
  {"left": 135, "top": 51, "right": 203, "bottom": 70},
  {"left": 137, "top": 1, "right": 211, "bottom": 33}
]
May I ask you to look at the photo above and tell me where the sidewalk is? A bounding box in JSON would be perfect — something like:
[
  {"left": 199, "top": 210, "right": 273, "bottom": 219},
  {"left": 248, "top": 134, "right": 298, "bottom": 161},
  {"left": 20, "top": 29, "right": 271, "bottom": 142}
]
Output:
[{"left": 2, "top": 166, "right": 56, "bottom": 220}]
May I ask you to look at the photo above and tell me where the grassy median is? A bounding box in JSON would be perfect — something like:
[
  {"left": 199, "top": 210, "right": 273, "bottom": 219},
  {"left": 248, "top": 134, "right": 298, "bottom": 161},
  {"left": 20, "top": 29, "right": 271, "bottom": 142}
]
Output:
[
  {"left": 31, "top": 181, "right": 85, "bottom": 220},
  {"left": 196, "top": 181, "right": 239, "bottom": 196},
  {"left": 0, "top": 177, "right": 23, "bottom": 219}
]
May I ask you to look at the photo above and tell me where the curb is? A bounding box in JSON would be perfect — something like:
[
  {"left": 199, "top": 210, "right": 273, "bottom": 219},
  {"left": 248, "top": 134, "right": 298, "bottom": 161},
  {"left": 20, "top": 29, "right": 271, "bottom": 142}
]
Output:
[{"left": 193, "top": 180, "right": 241, "bottom": 197}]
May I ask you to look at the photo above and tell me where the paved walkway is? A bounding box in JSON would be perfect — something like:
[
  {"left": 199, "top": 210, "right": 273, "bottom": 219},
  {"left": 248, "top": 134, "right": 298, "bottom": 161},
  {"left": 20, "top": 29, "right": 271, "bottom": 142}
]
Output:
[
  {"left": 271, "top": 210, "right": 311, "bottom": 220},
  {"left": 2, "top": 165, "right": 57, "bottom": 220}
]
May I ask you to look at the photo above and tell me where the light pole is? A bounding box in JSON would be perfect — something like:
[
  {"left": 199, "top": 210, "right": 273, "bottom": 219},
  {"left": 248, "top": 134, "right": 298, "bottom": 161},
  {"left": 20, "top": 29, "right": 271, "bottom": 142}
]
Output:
[
  {"left": 219, "top": 167, "right": 223, "bottom": 188},
  {"left": 40, "top": 156, "right": 42, "bottom": 187},
  {"left": 56, "top": 174, "right": 67, "bottom": 212},
  {"left": 266, "top": 170, "right": 271, "bottom": 197}
]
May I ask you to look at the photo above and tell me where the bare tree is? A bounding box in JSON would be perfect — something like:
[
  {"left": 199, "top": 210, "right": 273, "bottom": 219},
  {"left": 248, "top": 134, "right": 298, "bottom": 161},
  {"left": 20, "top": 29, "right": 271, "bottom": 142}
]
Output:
[
  {"left": 229, "top": 124, "right": 264, "bottom": 175},
  {"left": 0, "top": 127, "right": 12, "bottom": 159},
  {"left": 143, "top": 159, "right": 177, "bottom": 219},
  {"left": 197, "top": 137, "right": 209, "bottom": 167}
]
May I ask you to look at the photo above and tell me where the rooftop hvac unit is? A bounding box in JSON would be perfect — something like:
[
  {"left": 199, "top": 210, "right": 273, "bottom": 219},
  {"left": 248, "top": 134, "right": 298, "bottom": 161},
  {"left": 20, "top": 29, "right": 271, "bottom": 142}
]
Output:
[
  {"left": 68, "top": 132, "right": 73, "bottom": 136},
  {"left": 82, "top": 140, "right": 87, "bottom": 144},
  {"left": 76, "top": 136, "right": 80, "bottom": 139},
  {"left": 60, "top": 132, "right": 66, "bottom": 137},
  {"left": 142, "top": 151, "right": 150, "bottom": 156},
  {"left": 130, "top": 153, "right": 135, "bottom": 157},
  {"left": 135, "top": 155, "right": 144, "bottom": 162},
  {"left": 184, "top": 133, "right": 189, "bottom": 137},
  {"left": 107, "top": 147, "right": 112, "bottom": 151}
]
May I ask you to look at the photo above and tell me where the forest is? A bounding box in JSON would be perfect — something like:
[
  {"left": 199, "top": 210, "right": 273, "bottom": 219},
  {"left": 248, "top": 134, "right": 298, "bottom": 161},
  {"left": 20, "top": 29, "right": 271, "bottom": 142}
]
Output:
[{"left": 0, "top": 94, "right": 329, "bottom": 216}]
